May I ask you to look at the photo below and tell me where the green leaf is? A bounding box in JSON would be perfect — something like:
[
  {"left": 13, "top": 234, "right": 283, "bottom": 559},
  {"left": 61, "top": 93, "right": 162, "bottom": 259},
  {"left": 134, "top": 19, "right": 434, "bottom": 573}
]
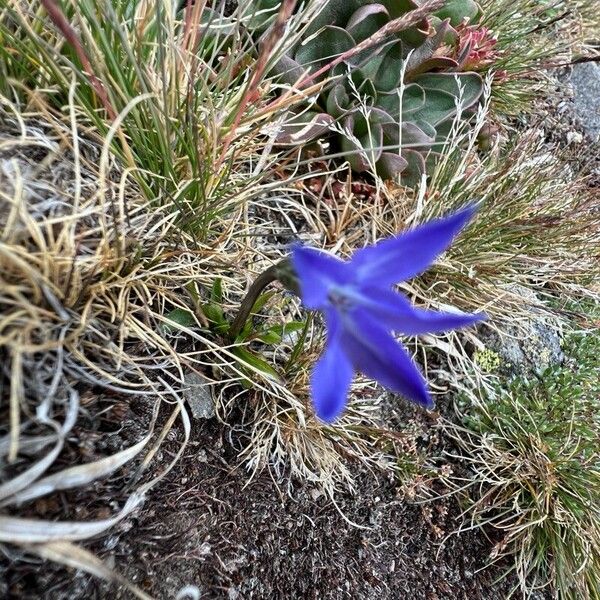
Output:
[
  {"left": 346, "top": 5, "right": 389, "bottom": 43},
  {"left": 378, "top": 84, "right": 425, "bottom": 117},
  {"left": 161, "top": 308, "right": 198, "bottom": 334},
  {"left": 304, "top": 0, "right": 364, "bottom": 37},
  {"left": 434, "top": 0, "right": 480, "bottom": 27},
  {"left": 294, "top": 26, "right": 355, "bottom": 79},
  {"left": 326, "top": 85, "right": 351, "bottom": 119},
  {"left": 256, "top": 330, "right": 281, "bottom": 345},
  {"left": 232, "top": 347, "right": 280, "bottom": 379},
  {"left": 365, "top": 41, "right": 404, "bottom": 92},
  {"left": 251, "top": 290, "right": 276, "bottom": 314},
  {"left": 238, "top": 319, "right": 254, "bottom": 342},
  {"left": 202, "top": 303, "right": 229, "bottom": 334},
  {"left": 257, "top": 321, "right": 306, "bottom": 344},
  {"left": 400, "top": 149, "right": 426, "bottom": 187},
  {"left": 210, "top": 278, "right": 223, "bottom": 303},
  {"left": 414, "top": 72, "right": 483, "bottom": 112},
  {"left": 376, "top": 152, "right": 408, "bottom": 180}
]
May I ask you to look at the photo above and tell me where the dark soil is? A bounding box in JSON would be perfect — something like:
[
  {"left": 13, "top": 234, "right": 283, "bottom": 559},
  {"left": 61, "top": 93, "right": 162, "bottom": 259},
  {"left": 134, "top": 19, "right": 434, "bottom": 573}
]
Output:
[{"left": 1, "top": 386, "right": 521, "bottom": 600}]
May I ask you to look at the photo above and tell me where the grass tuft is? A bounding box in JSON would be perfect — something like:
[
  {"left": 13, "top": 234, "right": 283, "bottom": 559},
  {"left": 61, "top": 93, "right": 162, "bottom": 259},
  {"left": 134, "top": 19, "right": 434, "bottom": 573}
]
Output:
[
  {"left": 444, "top": 302, "right": 600, "bottom": 598},
  {"left": 480, "top": 0, "right": 595, "bottom": 114},
  {"left": 0, "top": 0, "right": 295, "bottom": 235}
]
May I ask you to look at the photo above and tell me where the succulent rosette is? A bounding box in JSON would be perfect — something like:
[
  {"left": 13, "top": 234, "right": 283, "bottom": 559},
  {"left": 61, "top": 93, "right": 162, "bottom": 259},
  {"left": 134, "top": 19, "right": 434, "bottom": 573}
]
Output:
[{"left": 254, "top": 0, "right": 486, "bottom": 183}]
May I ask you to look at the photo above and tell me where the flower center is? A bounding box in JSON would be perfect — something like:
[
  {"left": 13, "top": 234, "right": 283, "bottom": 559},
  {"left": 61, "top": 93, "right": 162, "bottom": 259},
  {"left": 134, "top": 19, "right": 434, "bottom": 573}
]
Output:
[{"left": 327, "top": 287, "right": 354, "bottom": 313}]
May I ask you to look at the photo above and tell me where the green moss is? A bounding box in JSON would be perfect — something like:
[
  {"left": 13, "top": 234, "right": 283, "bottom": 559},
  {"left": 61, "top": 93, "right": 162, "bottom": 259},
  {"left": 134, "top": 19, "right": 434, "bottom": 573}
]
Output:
[{"left": 473, "top": 348, "right": 501, "bottom": 373}]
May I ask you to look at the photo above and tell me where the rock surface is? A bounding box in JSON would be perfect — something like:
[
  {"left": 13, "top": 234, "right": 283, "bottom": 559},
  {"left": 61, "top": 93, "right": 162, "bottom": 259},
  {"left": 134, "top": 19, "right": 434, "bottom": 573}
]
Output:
[
  {"left": 183, "top": 371, "right": 216, "bottom": 419},
  {"left": 478, "top": 287, "right": 564, "bottom": 376},
  {"left": 570, "top": 62, "right": 600, "bottom": 141}
]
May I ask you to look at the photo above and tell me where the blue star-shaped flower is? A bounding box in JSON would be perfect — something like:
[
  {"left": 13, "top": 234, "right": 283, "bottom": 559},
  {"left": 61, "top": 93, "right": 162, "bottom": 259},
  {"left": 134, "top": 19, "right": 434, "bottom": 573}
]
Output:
[{"left": 291, "top": 205, "right": 485, "bottom": 422}]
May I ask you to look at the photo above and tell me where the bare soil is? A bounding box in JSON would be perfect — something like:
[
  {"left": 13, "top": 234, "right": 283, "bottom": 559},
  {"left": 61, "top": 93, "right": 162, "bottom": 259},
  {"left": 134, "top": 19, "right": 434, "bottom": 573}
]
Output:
[{"left": 1, "top": 386, "right": 523, "bottom": 600}]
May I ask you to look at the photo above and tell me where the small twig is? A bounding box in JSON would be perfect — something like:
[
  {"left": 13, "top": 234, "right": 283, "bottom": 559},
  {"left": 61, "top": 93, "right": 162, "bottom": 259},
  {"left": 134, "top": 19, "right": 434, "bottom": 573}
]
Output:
[
  {"left": 216, "top": 0, "right": 298, "bottom": 168},
  {"left": 228, "top": 258, "right": 298, "bottom": 341},
  {"left": 40, "top": 0, "right": 117, "bottom": 120}
]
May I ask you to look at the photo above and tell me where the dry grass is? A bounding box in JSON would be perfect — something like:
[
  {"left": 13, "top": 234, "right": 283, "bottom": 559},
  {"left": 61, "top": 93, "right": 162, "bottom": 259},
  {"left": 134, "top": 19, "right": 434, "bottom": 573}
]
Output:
[
  {"left": 0, "top": 91, "right": 298, "bottom": 588},
  {"left": 0, "top": 102, "right": 195, "bottom": 592}
]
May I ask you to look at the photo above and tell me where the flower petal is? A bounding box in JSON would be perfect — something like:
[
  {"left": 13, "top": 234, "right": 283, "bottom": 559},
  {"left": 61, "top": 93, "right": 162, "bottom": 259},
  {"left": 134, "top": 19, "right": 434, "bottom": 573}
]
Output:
[
  {"left": 350, "top": 204, "right": 478, "bottom": 286},
  {"left": 341, "top": 308, "right": 433, "bottom": 408},
  {"left": 291, "top": 244, "right": 350, "bottom": 310},
  {"left": 311, "top": 309, "right": 354, "bottom": 422},
  {"left": 359, "top": 287, "right": 486, "bottom": 335}
]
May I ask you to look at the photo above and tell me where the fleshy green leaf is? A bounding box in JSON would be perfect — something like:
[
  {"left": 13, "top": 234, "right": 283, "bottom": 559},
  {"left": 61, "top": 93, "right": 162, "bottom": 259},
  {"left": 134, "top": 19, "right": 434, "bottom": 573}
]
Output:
[
  {"left": 326, "top": 84, "right": 351, "bottom": 118},
  {"left": 346, "top": 5, "right": 389, "bottom": 43},
  {"left": 304, "top": 0, "right": 364, "bottom": 37},
  {"left": 376, "top": 152, "right": 409, "bottom": 180},
  {"left": 232, "top": 347, "right": 280, "bottom": 379},
  {"left": 294, "top": 26, "right": 355, "bottom": 80},
  {"left": 414, "top": 72, "right": 483, "bottom": 112},
  {"left": 340, "top": 112, "right": 385, "bottom": 172},
  {"left": 434, "top": 0, "right": 480, "bottom": 27}
]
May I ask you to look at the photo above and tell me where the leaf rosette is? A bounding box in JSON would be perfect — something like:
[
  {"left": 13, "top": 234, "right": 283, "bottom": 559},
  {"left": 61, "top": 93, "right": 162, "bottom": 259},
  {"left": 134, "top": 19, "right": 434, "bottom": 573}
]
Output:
[{"left": 254, "top": 0, "right": 486, "bottom": 183}]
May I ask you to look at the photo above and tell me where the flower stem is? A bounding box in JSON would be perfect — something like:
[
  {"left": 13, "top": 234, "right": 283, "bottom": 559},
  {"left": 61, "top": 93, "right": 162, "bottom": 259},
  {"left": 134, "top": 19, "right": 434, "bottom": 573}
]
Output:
[
  {"left": 229, "top": 258, "right": 299, "bottom": 341},
  {"left": 228, "top": 263, "right": 278, "bottom": 341}
]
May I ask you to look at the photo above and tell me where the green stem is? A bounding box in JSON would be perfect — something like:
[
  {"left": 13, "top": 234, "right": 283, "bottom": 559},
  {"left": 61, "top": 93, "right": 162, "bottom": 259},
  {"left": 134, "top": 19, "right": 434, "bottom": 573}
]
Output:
[
  {"left": 228, "top": 264, "right": 280, "bottom": 341},
  {"left": 228, "top": 258, "right": 300, "bottom": 341}
]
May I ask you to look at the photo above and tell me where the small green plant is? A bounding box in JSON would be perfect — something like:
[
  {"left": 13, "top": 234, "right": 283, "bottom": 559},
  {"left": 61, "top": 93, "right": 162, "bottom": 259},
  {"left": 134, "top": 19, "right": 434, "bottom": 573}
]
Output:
[
  {"left": 473, "top": 347, "right": 501, "bottom": 372},
  {"left": 250, "top": 0, "right": 487, "bottom": 182},
  {"left": 449, "top": 307, "right": 600, "bottom": 598},
  {"left": 0, "top": 1, "right": 277, "bottom": 234}
]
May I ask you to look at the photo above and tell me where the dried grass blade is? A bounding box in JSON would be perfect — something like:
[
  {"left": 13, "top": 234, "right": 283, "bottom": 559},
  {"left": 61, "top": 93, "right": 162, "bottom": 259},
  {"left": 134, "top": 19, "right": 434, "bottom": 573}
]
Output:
[
  {"left": 25, "top": 541, "right": 154, "bottom": 600},
  {"left": 0, "top": 492, "right": 144, "bottom": 543},
  {"left": 0, "top": 432, "right": 63, "bottom": 501},
  {"left": 38, "top": 0, "right": 117, "bottom": 120},
  {"left": 1, "top": 433, "right": 152, "bottom": 507},
  {"left": 8, "top": 346, "right": 23, "bottom": 462}
]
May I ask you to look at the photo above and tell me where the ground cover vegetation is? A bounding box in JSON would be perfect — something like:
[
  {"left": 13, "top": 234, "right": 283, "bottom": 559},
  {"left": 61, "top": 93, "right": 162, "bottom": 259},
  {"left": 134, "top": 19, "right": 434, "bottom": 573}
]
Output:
[
  {"left": 0, "top": 0, "right": 598, "bottom": 597},
  {"left": 443, "top": 303, "right": 600, "bottom": 599}
]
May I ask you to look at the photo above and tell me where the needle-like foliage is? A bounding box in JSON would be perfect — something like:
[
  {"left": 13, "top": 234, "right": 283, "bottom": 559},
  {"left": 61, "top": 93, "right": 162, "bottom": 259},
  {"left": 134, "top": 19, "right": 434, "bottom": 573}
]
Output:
[{"left": 444, "top": 302, "right": 600, "bottom": 598}]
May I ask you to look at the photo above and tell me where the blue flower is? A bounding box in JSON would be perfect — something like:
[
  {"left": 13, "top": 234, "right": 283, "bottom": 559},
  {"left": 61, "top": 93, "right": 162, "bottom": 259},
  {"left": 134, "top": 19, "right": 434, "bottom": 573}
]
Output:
[{"left": 291, "top": 205, "right": 485, "bottom": 423}]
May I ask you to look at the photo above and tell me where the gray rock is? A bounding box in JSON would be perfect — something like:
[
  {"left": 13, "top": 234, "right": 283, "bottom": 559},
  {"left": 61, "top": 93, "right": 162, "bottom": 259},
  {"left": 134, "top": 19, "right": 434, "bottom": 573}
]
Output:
[
  {"left": 183, "top": 371, "right": 216, "bottom": 419},
  {"left": 478, "top": 287, "right": 564, "bottom": 376},
  {"left": 570, "top": 62, "right": 600, "bottom": 141},
  {"left": 482, "top": 319, "right": 564, "bottom": 377}
]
